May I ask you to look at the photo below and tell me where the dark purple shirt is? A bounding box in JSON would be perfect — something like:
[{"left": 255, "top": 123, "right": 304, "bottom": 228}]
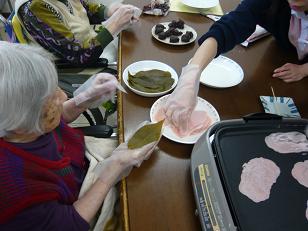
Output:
[{"left": 0, "top": 133, "right": 89, "bottom": 231}]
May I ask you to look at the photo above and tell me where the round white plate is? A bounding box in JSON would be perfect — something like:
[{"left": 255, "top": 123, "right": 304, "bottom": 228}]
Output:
[
  {"left": 151, "top": 22, "right": 197, "bottom": 46},
  {"left": 150, "top": 95, "right": 220, "bottom": 144},
  {"left": 123, "top": 60, "right": 178, "bottom": 97},
  {"left": 181, "top": 0, "right": 219, "bottom": 9},
  {"left": 200, "top": 56, "right": 244, "bottom": 88}
]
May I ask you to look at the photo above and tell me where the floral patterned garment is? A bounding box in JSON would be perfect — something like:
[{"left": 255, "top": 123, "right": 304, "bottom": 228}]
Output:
[{"left": 18, "top": 0, "right": 114, "bottom": 64}]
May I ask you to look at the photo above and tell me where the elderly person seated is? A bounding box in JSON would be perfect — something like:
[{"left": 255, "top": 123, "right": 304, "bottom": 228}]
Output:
[
  {"left": 14, "top": 0, "right": 140, "bottom": 65},
  {"left": 0, "top": 41, "right": 158, "bottom": 230}
]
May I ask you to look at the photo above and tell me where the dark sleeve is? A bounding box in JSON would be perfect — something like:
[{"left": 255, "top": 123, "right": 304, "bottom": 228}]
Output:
[
  {"left": 198, "top": 0, "right": 271, "bottom": 57},
  {"left": 0, "top": 201, "right": 89, "bottom": 231},
  {"left": 80, "top": 0, "right": 106, "bottom": 24}
]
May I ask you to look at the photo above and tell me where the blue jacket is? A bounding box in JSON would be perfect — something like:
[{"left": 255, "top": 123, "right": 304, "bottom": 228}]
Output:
[{"left": 198, "top": 0, "right": 299, "bottom": 58}]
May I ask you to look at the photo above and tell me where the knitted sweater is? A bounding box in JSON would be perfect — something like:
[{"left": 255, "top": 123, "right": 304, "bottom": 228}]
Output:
[{"left": 0, "top": 121, "right": 88, "bottom": 230}]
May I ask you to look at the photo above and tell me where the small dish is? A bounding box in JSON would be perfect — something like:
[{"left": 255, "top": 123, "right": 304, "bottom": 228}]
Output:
[
  {"left": 123, "top": 60, "right": 178, "bottom": 97},
  {"left": 181, "top": 0, "right": 219, "bottom": 9},
  {"left": 150, "top": 95, "right": 220, "bottom": 144},
  {"left": 200, "top": 56, "right": 244, "bottom": 88},
  {"left": 259, "top": 96, "right": 301, "bottom": 118},
  {"left": 151, "top": 22, "right": 197, "bottom": 46}
]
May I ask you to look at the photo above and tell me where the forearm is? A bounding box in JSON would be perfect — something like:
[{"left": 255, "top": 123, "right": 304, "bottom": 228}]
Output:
[
  {"left": 62, "top": 99, "right": 87, "bottom": 123},
  {"left": 73, "top": 157, "right": 124, "bottom": 223},
  {"left": 73, "top": 179, "right": 111, "bottom": 223},
  {"left": 191, "top": 37, "right": 218, "bottom": 71}
]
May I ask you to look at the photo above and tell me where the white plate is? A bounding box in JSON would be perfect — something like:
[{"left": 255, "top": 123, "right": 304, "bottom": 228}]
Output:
[
  {"left": 151, "top": 22, "right": 197, "bottom": 46},
  {"left": 200, "top": 56, "right": 244, "bottom": 88},
  {"left": 181, "top": 0, "right": 219, "bottom": 9},
  {"left": 123, "top": 60, "right": 178, "bottom": 97},
  {"left": 150, "top": 95, "right": 220, "bottom": 144},
  {"left": 260, "top": 96, "right": 301, "bottom": 118}
]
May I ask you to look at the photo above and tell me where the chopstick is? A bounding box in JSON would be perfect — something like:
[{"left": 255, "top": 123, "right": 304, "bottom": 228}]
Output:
[{"left": 270, "top": 86, "right": 281, "bottom": 115}]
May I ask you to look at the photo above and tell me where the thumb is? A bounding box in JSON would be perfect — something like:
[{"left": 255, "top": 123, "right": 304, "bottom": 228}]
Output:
[{"left": 134, "top": 141, "right": 157, "bottom": 158}]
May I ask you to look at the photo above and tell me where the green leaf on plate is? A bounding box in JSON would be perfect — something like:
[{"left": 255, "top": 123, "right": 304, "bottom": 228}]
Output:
[
  {"left": 128, "top": 69, "right": 174, "bottom": 93},
  {"left": 128, "top": 120, "right": 164, "bottom": 149}
]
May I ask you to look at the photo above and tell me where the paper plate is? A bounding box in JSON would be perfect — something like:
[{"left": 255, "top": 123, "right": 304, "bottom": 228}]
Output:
[
  {"left": 151, "top": 22, "right": 197, "bottom": 46},
  {"left": 123, "top": 60, "right": 178, "bottom": 97},
  {"left": 181, "top": 0, "right": 219, "bottom": 9},
  {"left": 200, "top": 56, "right": 244, "bottom": 88},
  {"left": 150, "top": 95, "right": 220, "bottom": 144},
  {"left": 260, "top": 96, "right": 301, "bottom": 118}
]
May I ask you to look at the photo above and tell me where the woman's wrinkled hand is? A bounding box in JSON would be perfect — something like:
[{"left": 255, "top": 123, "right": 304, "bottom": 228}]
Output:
[{"left": 273, "top": 63, "right": 308, "bottom": 83}]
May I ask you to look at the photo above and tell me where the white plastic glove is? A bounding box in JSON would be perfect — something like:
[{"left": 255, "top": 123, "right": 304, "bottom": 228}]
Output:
[
  {"left": 73, "top": 73, "right": 118, "bottom": 109},
  {"left": 93, "top": 121, "right": 160, "bottom": 187},
  {"left": 94, "top": 141, "right": 157, "bottom": 187},
  {"left": 162, "top": 64, "right": 201, "bottom": 137},
  {"left": 103, "top": 4, "right": 141, "bottom": 37},
  {"left": 105, "top": 2, "right": 123, "bottom": 18}
]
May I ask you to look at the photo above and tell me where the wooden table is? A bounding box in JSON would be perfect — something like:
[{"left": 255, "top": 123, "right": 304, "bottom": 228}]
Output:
[{"left": 117, "top": 1, "right": 308, "bottom": 231}]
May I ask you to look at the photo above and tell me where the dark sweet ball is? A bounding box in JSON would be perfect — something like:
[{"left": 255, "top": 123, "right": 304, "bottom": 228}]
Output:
[
  {"left": 186, "top": 31, "right": 193, "bottom": 39},
  {"left": 156, "top": 24, "right": 166, "bottom": 29},
  {"left": 168, "top": 19, "right": 185, "bottom": 29},
  {"left": 158, "top": 32, "right": 167, "bottom": 40},
  {"left": 164, "top": 28, "right": 174, "bottom": 37},
  {"left": 155, "top": 27, "right": 164, "bottom": 35},
  {"left": 168, "top": 20, "right": 177, "bottom": 28},
  {"left": 170, "top": 35, "right": 179, "bottom": 43},
  {"left": 177, "top": 19, "right": 185, "bottom": 29},
  {"left": 181, "top": 34, "right": 190, "bottom": 42},
  {"left": 172, "top": 29, "right": 183, "bottom": 36}
]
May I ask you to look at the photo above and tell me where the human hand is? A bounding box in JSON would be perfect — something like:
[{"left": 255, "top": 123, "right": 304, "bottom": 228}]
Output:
[
  {"left": 73, "top": 73, "right": 118, "bottom": 109},
  {"left": 95, "top": 141, "right": 157, "bottom": 187},
  {"left": 106, "top": 2, "right": 123, "bottom": 18},
  {"left": 104, "top": 4, "right": 141, "bottom": 37},
  {"left": 273, "top": 63, "right": 308, "bottom": 83},
  {"left": 162, "top": 64, "right": 201, "bottom": 137}
]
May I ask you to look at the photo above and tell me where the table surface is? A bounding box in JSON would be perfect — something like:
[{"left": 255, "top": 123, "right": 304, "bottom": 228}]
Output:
[{"left": 117, "top": 1, "right": 308, "bottom": 231}]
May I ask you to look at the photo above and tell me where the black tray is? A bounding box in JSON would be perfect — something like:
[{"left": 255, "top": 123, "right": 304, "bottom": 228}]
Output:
[{"left": 191, "top": 114, "right": 308, "bottom": 231}]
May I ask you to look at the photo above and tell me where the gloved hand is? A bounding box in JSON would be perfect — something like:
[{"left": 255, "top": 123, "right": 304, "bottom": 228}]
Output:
[
  {"left": 94, "top": 121, "right": 160, "bottom": 187},
  {"left": 105, "top": 2, "right": 125, "bottom": 18},
  {"left": 103, "top": 4, "right": 141, "bottom": 37},
  {"left": 73, "top": 73, "right": 118, "bottom": 109},
  {"left": 162, "top": 64, "right": 201, "bottom": 137},
  {"left": 94, "top": 141, "right": 157, "bottom": 187}
]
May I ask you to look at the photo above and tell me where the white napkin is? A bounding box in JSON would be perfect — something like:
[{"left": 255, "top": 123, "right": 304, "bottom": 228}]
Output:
[
  {"left": 241, "top": 25, "right": 270, "bottom": 47},
  {"left": 204, "top": 15, "right": 270, "bottom": 47}
]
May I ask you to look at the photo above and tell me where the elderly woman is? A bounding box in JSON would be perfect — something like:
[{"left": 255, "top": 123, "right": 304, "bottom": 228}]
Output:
[
  {"left": 14, "top": 0, "right": 140, "bottom": 64},
  {"left": 0, "top": 42, "right": 158, "bottom": 230}
]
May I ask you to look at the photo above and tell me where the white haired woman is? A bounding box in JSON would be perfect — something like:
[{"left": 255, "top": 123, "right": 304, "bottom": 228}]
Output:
[{"left": 0, "top": 41, "right": 158, "bottom": 230}]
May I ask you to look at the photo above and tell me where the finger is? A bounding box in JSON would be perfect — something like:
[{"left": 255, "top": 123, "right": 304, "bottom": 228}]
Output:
[
  {"left": 136, "top": 141, "right": 157, "bottom": 154},
  {"left": 283, "top": 78, "right": 296, "bottom": 83},
  {"left": 272, "top": 70, "right": 290, "bottom": 78},
  {"left": 144, "top": 146, "right": 158, "bottom": 160},
  {"left": 273, "top": 63, "right": 290, "bottom": 73},
  {"left": 95, "top": 73, "right": 116, "bottom": 84},
  {"left": 276, "top": 72, "right": 294, "bottom": 80}
]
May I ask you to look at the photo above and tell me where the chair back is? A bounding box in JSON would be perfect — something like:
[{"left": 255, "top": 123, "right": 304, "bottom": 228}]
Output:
[
  {"left": 0, "top": 14, "right": 16, "bottom": 42},
  {"left": 10, "top": 13, "right": 29, "bottom": 44}
]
